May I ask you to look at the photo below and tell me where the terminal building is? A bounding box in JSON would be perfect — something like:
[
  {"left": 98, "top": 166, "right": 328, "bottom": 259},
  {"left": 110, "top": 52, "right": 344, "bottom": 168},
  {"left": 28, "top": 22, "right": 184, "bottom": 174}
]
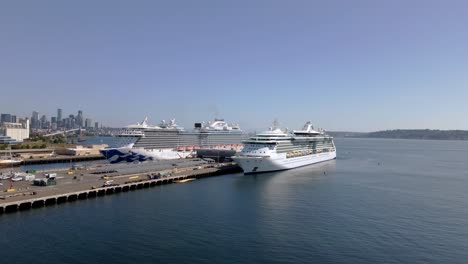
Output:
[
  {"left": 0, "top": 120, "right": 30, "bottom": 144},
  {"left": 55, "top": 144, "right": 108, "bottom": 156}
]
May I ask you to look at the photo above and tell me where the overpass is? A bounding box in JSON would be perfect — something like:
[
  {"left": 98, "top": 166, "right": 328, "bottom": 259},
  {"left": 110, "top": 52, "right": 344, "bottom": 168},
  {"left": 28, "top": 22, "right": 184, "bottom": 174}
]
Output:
[{"left": 43, "top": 128, "right": 85, "bottom": 137}]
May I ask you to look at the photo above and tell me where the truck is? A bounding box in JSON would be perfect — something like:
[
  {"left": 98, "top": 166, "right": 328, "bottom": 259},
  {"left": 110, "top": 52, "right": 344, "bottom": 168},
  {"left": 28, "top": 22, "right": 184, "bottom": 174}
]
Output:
[
  {"left": 44, "top": 173, "right": 57, "bottom": 179},
  {"left": 21, "top": 174, "right": 35, "bottom": 181},
  {"left": 33, "top": 179, "right": 47, "bottom": 186},
  {"left": 33, "top": 178, "right": 56, "bottom": 186},
  {"left": 47, "top": 179, "right": 57, "bottom": 185},
  {"left": 147, "top": 173, "right": 161, "bottom": 180},
  {"left": 103, "top": 180, "right": 114, "bottom": 186},
  {"left": 158, "top": 171, "right": 172, "bottom": 177}
]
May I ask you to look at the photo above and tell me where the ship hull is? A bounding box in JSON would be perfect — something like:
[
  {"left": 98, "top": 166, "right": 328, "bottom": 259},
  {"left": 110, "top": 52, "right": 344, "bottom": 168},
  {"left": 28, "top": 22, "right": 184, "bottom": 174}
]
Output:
[
  {"left": 132, "top": 148, "right": 194, "bottom": 160},
  {"left": 99, "top": 147, "right": 194, "bottom": 163},
  {"left": 233, "top": 151, "right": 336, "bottom": 174},
  {"left": 99, "top": 146, "right": 150, "bottom": 164}
]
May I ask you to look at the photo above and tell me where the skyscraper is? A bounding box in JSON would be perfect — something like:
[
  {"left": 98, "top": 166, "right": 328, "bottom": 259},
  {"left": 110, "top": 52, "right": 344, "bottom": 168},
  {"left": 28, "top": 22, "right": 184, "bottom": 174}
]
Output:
[
  {"left": 85, "top": 118, "right": 92, "bottom": 128},
  {"left": 32, "top": 111, "right": 39, "bottom": 128},
  {"left": 77, "top": 110, "right": 83, "bottom": 127},
  {"left": 57, "top": 108, "right": 62, "bottom": 122},
  {"left": 57, "top": 108, "right": 63, "bottom": 128},
  {"left": 40, "top": 115, "right": 47, "bottom": 129},
  {"left": 32, "top": 111, "right": 39, "bottom": 120},
  {"left": 69, "top": 114, "right": 76, "bottom": 129}
]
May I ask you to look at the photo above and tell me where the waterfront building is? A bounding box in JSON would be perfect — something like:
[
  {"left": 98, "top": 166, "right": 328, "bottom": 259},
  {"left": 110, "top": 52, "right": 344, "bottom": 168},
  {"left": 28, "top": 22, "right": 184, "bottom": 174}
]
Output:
[
  {"left": 56, "top": 144, "right": 108, "bottom": 156},
  {"left": 0, "top": 120, "right": 30, "bottom": 142},
  {"left": 0, "top": 135, "right": 17, "bottom": 144}
]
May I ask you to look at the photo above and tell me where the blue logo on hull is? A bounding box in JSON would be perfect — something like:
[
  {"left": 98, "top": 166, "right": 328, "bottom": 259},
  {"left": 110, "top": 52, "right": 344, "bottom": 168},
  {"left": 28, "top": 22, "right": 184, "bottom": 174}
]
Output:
[{"left": 100, "top": 149, "right": 153, "bottom": 164}]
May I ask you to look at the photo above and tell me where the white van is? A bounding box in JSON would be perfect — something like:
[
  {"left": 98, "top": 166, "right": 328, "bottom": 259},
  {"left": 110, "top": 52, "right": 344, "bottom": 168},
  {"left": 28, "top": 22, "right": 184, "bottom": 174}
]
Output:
[{"left": 45, "top": 173, "right": 57, "bottom": 179}]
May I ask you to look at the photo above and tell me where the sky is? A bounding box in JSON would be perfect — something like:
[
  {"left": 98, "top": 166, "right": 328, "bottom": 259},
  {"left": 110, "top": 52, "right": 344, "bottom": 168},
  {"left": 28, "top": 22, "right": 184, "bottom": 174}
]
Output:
[{"left": 1, "top": 0, "right": 467, "bottom": 132}]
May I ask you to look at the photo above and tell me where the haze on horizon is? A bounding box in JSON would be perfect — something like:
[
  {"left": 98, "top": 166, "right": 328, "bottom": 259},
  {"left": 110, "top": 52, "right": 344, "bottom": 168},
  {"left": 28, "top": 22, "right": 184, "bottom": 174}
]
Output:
[{"left": 1, "top": 0, "right": 467, "bottom": 132}]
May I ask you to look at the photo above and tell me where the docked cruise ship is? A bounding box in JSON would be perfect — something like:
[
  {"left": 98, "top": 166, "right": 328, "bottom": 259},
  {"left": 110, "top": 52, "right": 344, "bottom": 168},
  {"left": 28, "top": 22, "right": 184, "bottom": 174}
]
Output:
[
  {"left": 232, "top": 122, "right": 336, "bottom": 174},
  {"left": 100, "top": 118, "right": 245, "bottom": 163}
]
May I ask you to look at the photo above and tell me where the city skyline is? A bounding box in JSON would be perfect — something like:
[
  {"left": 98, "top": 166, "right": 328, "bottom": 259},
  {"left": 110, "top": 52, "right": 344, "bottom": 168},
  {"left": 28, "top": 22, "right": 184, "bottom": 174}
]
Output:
[
  {"left": 1, "top": 108, "right": 99, "bottom": 130},
  {"left": 1, "top": 1, "right": 468, "bottom": 131}
]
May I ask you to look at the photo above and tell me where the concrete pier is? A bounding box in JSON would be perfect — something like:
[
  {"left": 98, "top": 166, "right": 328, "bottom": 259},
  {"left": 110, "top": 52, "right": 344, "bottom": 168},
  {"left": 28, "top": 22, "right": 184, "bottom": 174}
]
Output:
[
  {"left": 0, "top": 164, "right": 241, "bottom": 214},
  {"left": 21, "top": 154, "right": 105, "bottom": 165}
]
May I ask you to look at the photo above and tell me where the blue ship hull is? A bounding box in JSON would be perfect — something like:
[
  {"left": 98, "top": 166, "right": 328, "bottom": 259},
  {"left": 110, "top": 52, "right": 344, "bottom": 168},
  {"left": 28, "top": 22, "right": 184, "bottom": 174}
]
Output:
[{"left": 99, "top": 147, "right": 153, "bottom": 164}]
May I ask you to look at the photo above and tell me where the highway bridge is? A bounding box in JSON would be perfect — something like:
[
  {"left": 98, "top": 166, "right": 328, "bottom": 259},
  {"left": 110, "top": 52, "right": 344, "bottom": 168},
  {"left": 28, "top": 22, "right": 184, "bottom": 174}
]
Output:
[{"left": 43, "top": 128, "right": 86, "bottom": 137}]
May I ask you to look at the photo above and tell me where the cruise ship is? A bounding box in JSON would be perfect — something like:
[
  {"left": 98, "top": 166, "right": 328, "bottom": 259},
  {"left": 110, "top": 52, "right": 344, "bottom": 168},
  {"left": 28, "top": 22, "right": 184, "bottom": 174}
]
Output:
[
  {"left": 100, "top": 118, "right": 245, "bottom": 163},
  {"left": 232, "top": 121, "right": 336, "bottom": 174}
]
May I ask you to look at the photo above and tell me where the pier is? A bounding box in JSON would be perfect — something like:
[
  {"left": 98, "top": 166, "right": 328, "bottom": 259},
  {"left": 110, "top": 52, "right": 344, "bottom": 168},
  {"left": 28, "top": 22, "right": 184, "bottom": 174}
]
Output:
[
  {"left": 0, "top": 162, "right": 241, "bottom": 214},
  {"left": 21, "top": 154, "right": 104, "bottom": 165}
]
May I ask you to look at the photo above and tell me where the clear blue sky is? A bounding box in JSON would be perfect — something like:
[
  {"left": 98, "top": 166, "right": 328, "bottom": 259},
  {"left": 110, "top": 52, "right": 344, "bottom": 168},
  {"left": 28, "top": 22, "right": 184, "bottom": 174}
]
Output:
[{"left": 1, "top": 0, "right": 467, "bottom": 131}]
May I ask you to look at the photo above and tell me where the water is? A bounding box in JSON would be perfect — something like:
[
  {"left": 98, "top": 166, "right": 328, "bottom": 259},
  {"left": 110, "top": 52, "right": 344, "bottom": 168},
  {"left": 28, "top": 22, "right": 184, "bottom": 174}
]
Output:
[{"left": 1, "top": 138, "right": 468, "bottom": 264}]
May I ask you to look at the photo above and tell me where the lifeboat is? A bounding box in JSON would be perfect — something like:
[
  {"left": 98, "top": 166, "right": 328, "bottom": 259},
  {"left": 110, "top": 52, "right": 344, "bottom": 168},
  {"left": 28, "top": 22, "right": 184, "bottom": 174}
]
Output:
[
  {"left": 193, "top": 145, "right": 200, "bottom": 150},
  {"left": 178, "top": 146, "right": 186, "bottom": 151},
  {"left": 186, "top": 146, "right": 194, "bottom": 151}
]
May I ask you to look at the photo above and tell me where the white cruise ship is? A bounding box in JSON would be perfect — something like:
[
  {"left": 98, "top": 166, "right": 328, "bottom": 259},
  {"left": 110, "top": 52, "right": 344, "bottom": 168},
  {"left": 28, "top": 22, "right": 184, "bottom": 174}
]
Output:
[
  {"left": 100, "top": 118, "right": 246, "bottom": 163},
  {"left": 232, "top": 122, "right": 336, "bottom": 174}
]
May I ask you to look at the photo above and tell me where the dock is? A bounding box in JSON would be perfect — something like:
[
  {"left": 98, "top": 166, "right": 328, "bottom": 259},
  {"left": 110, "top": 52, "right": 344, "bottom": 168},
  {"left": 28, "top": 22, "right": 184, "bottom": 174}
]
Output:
[
  {"left": 0, "top": 160, "right": 241, "bottom": 214},
  {"left": 21, "top": 154, "right": 105, "bottom": 165}
]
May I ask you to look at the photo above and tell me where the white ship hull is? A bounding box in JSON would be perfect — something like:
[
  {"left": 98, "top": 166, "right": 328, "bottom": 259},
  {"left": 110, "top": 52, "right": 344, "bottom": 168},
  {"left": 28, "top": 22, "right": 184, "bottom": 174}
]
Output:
[
  {"left": 233, "top": 151, "right": 336, "bottom": 174},
  {"left": 132, "top": 148, "right": 194, "bottom": 160}
]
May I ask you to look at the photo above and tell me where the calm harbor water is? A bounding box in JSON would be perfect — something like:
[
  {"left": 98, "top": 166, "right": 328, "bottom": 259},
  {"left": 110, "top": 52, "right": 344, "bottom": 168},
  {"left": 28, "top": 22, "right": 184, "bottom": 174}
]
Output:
[{"left": 1, "top": 138, "right": 468, "bottom": 263}]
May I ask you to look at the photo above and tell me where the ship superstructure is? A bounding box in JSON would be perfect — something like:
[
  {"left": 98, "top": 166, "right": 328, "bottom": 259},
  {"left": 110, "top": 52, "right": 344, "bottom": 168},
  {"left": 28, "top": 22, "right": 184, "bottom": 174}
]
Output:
[
  {"left": 232, "top": 121, "right": 336, "bottom": 173},
  {"left": 100, "top": 118, "right": 245, "bottom": 163}
]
